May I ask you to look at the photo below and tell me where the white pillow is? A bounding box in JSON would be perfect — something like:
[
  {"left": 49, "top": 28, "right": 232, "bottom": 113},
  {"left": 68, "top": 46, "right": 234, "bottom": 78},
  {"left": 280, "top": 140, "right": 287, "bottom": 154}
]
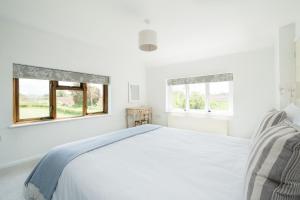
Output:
[{"left": 284, "top": 103, "right": 300, "bottom": 125}]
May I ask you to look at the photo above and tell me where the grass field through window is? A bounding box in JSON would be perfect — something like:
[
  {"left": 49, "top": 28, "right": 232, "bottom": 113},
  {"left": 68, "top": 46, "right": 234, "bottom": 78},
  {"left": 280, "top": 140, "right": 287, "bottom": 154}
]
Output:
[{"left": 20, "top": 101, "right": 101, "bottom": 119}]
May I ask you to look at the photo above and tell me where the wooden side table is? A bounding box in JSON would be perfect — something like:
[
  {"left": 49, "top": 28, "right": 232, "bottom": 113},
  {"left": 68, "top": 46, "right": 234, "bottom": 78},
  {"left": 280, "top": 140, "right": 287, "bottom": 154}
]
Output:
[{"left": 126, "top": 107, "right": 152, "bottom": 128}]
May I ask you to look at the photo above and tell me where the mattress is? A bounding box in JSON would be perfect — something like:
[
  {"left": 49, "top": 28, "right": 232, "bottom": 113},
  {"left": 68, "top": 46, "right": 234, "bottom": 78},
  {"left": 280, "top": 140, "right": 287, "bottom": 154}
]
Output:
[{"left": 52, "top": 127, "right": 250, "bottom": 200}]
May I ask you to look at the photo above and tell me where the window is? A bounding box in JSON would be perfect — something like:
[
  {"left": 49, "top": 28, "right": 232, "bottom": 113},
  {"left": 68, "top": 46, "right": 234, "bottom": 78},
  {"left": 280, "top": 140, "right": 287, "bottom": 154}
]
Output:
[
  {"left": 18, "top": 79, "right": 50, "bottom": 121},
  {"left": 189, "top": 83, "right": 206, "bottom": 111},
  {"left": 12, "top": 64, "right": 110, "bottom": 124},
  {"left": 169, "top": 85, "right": 186, "bottom": 111},
  {"left": 209, "top": 82, "right": 230, "bottom": 112},
  {"left": 13, "top": 79, "right": 109, "bottom": 123},
  {"left": 56, "top": 82, "right": 84, "bottom": 119},
  {"left": 58, "top": 81, "right": 81, "bottom": 87},
  {"left": 87, "top": 83, "right": 104, "bottom": 114},
  {"left": 167, "top": 80, "right": 233, "bottom": 115}
]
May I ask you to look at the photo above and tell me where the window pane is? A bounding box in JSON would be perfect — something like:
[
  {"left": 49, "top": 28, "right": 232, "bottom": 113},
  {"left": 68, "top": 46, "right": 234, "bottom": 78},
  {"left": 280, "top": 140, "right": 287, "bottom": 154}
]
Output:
[
  {"left": 209, "top": 81, "right": 230, "bottom": 111},
  {"left": 189, "top": 84, "right": 206, "bottom": 110},
  {"left": 58, "top": 81, "right": 81, "bottom": 87},
  {"left": 56, "top": 90, "right": 83, "bottom": 118},
  {"left": 170, "top": 85, "right": 186, "bottom": 110},
  {"left": 19, "top": 79, "right": 50, "bottom": 119},
  {"left": 87, "top": 83, "right": 104, "bottom": 113}
]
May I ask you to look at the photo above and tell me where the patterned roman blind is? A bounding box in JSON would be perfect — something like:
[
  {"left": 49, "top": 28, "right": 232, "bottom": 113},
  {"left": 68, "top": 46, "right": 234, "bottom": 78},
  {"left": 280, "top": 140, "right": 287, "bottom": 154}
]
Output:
[
  {"left": 13, "top": 63, "right": 110, "bottom": 84},
  {"left": 167, "top": 73, "right": 233, "bottom": 86}
]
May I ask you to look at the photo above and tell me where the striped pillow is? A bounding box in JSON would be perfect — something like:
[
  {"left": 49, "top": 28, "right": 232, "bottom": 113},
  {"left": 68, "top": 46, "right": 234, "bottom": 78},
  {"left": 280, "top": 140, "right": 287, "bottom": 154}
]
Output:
[
  {"left": 252, "top": 110, "right": 287, "bottom": 141},
  {"left": 245, "top": 120, "right": 300, "bottom": 200}
]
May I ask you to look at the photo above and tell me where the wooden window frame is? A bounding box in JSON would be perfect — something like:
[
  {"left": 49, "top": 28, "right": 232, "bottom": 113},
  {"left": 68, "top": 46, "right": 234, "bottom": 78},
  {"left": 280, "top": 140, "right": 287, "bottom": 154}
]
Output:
[
  {"left": 86, "top": 84, "right": 109, "bottom": 116},
  {"left": 13, "top": 78, "right": 109, "bottom": 124}
]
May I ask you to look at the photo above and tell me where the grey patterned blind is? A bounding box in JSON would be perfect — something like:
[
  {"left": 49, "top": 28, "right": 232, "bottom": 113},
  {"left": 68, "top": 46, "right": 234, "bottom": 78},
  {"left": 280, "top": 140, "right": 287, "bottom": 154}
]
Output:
[
  {"left": 13, "top": 63, "right": 110, "bottom": 84},
  {"left": 167, "top": 73, "right": 233, "bottom": 86}
]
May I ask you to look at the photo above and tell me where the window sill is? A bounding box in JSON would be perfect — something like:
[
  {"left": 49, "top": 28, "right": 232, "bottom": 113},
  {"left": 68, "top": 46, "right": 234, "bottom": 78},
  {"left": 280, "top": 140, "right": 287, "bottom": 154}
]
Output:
[
  {"left": 9, "top": 114, "right": 112, "bottom": 128},
  {"left": 166, "top": 111, "right": 233, "bottom": 120}
]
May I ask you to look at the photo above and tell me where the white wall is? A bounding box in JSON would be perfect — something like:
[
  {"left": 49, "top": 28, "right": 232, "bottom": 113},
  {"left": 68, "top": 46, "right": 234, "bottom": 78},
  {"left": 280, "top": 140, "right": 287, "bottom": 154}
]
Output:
[
  {"left": 297, "top": 21, "right": 300, "bottom": 39},
  {"left": 146, "top": 48, "right": 276, "bottom": 138},
  {"left": 0, "top": 18, "right": 146, "bottom": 168},
  {"left": 295, "top": 22, "right": 300, "bottom": 104},
  {"left": 277, "top": 23, "right": 296, "bottom": 108}
]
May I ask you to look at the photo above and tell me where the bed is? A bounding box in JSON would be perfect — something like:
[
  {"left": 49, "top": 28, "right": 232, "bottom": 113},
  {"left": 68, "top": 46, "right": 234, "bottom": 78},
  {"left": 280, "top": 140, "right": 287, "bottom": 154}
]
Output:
[{"left": 25, "top": 125, "right": 250, "bottom": 200}]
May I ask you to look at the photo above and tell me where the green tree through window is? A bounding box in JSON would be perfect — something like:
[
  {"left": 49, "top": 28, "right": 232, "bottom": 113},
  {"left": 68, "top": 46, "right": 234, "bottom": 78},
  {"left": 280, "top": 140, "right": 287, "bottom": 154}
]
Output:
[
  {"left": 189, "top": 92, "right": 205, "bottom": 109},
  {"left": 171, "top": 91, "right": 186, "bottom": 109}
]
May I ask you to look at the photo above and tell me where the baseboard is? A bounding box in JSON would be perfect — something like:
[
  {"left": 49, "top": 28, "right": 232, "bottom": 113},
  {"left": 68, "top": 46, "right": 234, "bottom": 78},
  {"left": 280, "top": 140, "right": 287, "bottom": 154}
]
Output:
[{"left": 0, "top": 154, "right": 43, "bottom": 171}]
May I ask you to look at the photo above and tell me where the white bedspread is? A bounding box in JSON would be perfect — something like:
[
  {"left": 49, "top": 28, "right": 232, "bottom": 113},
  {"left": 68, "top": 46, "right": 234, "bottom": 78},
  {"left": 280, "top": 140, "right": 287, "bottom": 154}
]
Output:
[{"left": 52, "top": 127, "right": 250, "bottom": 200}]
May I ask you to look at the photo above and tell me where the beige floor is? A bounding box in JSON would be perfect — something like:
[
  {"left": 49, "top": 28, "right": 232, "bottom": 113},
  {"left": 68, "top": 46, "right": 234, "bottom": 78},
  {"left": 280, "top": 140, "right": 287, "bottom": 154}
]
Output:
[{"left": 0, "top": 161, "right": 36, "bottom": 200}]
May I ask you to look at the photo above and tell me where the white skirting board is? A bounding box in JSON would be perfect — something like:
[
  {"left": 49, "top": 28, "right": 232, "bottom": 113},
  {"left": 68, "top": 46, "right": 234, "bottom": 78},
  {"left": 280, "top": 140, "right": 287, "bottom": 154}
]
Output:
[
  {"left": 167, "top": 113, "right": 230, "bottom": 135},
  {"left": 0, "top": 154, "right": 42, "bottom": 171}
]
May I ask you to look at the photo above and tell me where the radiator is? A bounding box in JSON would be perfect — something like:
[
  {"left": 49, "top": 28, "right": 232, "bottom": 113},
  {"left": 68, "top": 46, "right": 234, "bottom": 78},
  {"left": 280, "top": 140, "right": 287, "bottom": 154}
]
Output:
[{"left": 167, "top": 113, "right": 229, "bottom": 135}]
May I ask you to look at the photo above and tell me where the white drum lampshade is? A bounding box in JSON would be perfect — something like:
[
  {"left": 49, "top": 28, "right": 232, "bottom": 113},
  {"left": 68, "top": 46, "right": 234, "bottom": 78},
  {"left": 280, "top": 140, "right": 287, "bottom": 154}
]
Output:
[{"left": 139, "top": 29, "right": 157, "bottom": 51}]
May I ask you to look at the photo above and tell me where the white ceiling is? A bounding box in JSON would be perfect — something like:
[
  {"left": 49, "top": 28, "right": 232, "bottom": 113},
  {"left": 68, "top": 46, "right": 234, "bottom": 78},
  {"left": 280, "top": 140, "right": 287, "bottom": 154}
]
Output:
[{"left": 0, "top": 0, "right": 299, "bottom": 66}]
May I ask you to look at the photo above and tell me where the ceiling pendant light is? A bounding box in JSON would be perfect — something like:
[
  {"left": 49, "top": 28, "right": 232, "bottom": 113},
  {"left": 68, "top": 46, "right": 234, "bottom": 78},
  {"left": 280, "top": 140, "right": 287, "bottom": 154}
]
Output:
[{"left": 138, "top": 19, "right": 158, "bottom": 52}]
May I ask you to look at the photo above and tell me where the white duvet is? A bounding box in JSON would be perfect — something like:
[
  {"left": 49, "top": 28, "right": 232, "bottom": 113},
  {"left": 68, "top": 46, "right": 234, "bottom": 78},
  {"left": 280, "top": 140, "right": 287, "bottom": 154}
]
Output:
[{"left": 52, "top": 127, "right": 250, "bottom": 200}]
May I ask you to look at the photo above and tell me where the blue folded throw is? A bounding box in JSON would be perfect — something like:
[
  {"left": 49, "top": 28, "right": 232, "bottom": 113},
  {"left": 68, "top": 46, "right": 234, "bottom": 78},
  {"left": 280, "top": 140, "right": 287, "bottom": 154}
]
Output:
[{"left": 24, "top": 124, "right": 162, "bottom": 200}]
